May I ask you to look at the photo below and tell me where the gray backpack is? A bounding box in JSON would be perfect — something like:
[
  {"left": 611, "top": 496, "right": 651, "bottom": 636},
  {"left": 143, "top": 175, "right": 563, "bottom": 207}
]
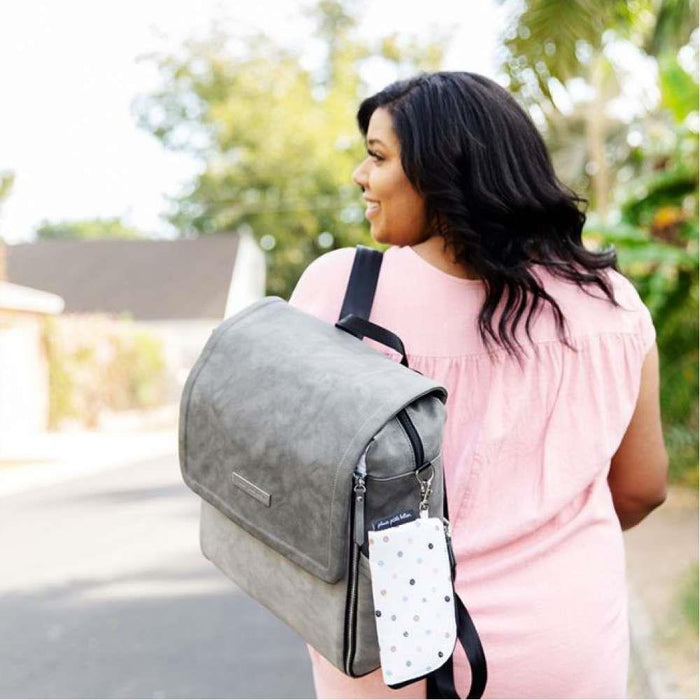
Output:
[{"left": 178, "top": 245, "right": 487, "bottom": 698}]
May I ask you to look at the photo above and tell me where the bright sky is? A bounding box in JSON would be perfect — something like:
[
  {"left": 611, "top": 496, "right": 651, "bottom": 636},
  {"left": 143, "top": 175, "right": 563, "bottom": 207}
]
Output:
[{"left": 0, "top": 0, "right": 508, "bottom": 244}]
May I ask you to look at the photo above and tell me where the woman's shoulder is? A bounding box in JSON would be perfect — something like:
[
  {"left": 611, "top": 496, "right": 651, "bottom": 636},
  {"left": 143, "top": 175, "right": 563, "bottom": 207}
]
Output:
[
  {"left": 601, "top": 267, "right": 656, "bottom": 352},
  {"left": 597, "top": 267, "right": 647, "bottom": 309},
  {"left": 287, "top": 247, "right": 358, "bottom": 323},
  {"left": 290, "top": 247, "right": 356, "bottom": 293},
  {"left": 302, "top": 246, "right": 357, "bottom": 276}
]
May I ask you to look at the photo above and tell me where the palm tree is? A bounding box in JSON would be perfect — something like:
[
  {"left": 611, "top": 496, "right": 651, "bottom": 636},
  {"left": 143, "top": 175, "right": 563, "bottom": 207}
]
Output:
[{"left": 497, "top": 0, "right": 697, "bottom": 221}]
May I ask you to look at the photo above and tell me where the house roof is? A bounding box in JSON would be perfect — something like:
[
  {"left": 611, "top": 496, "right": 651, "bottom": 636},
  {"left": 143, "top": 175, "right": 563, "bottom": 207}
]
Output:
[{"left": 6, "top": 234, "right": 240, "bottom": 321}]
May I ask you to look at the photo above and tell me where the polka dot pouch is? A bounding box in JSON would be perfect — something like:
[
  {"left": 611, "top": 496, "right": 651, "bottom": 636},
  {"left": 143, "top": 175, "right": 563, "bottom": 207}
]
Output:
[{"left": 368, "top": 512, "right": 457, "bottom": 686}]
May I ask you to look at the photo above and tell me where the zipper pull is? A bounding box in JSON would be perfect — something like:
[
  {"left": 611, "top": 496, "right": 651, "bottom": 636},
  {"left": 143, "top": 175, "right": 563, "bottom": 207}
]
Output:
[
  {"left": 442, "top": 516, "right": 452, "bottom": 540},
  {"left": 443, "top": 517, "right": 456, "bottom": 574},
  {"left": 415, "top": 462, "right": 434, "bottom": 515},
  {"left": 352, "top": 445, "right": 370, "bottom": 548},
  {"left": 353, "top": 473, "right": 366, "bottom": 546}
]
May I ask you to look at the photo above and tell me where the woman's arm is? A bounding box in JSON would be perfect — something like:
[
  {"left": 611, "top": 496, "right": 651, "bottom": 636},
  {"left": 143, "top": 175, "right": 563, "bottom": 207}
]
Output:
[{"left": 607, "top": 341, "right": 669, "bottom": 530}]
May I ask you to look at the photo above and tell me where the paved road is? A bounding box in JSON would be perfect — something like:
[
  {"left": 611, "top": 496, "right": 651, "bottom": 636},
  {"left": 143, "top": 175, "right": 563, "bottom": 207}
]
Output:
[
  {"left": 0, "top": 444, "right": 316, "bottom": 699},
  {"left": 3, "top": 426, "right": 694, "bottom": 698}
]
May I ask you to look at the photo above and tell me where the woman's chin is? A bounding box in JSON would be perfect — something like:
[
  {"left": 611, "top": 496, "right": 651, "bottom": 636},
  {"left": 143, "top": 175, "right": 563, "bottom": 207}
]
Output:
[{"left": 369, "top": 224, "right": 389, "bottom": 245}]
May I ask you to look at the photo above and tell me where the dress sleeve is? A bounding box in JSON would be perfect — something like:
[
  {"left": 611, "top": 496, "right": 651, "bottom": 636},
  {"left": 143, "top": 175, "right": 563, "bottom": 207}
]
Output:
[
  {"left": 623, "top": 276, "right": 656, "bottom": 355},
  {"left": 287, "top": 247, "right": 357, "bottom": 324},
  {"left": 608, "top": 269, "right": 657, "bottom": 356},
  {"left": 637, "top": 298, "right": 656, "bottom": 355}
]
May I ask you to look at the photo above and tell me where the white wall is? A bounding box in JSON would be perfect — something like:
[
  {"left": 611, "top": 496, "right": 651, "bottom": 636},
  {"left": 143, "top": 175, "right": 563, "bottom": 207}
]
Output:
[
  {"left": 224, "top": 230, "right": 266, "bottom": 318},
  {"left": 0, "top": 316, "right": 48, "bottom": 444},
  {"left": 140, "top": 233, "right": 267, "bottom": 402}
]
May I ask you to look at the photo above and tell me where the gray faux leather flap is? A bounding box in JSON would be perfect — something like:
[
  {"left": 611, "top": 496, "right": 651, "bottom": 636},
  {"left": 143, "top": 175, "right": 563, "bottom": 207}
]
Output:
[{"left": 179, "top": 297, "right": 447, "bottom": 584}]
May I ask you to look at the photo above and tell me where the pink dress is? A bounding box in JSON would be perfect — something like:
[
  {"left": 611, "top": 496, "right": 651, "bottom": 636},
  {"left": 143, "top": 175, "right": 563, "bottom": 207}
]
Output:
[{"left": 288, "top": 244, "right": 656, "bottom": 699}]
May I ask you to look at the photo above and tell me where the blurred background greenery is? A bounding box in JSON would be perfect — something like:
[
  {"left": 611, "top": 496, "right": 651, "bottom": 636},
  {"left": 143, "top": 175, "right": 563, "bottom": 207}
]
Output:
[
  {"left": 3, "top": 0, "right": 697, "bottom": 484},
  {"left": 42, "top": 313, "right": 168, "bottom": 430}
]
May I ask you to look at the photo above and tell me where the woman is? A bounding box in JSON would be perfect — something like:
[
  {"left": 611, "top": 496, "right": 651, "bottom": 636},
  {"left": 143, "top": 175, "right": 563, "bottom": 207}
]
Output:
[{"left": 289, "top": 71, "right": 668, "bottom": 699}]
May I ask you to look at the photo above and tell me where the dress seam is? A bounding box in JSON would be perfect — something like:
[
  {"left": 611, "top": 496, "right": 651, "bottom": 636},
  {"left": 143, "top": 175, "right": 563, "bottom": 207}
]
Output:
[{"left": 376, "top": 330, "right": 645, "bottom": 361}]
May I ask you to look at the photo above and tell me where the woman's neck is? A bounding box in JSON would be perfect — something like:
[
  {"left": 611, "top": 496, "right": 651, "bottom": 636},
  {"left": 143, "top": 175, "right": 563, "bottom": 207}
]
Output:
[{"left": 410, "top": 235, "right": 480, "bottom": 280}]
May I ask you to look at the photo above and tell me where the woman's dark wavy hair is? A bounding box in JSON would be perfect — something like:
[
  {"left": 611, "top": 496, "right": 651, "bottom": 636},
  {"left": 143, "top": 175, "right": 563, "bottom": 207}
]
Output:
[{"left": 356, "top": 71, "right": 621, "bottom": 364}]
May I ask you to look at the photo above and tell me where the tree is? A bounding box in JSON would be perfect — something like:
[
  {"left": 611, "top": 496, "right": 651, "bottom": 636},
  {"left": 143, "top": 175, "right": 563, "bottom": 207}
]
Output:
[
  {"left": 589, "top": 48, "right": 699, "bottom": 485},
  {"left": 645, "top": 0, "right": 699, "bottom": 57},
  {"left": 498, "top": 0, "right": 697, "bottom": 221},
  {"left": 132, "top": 0, "right": 449, "bottom": 297},
  {"left": 35, "top": 217, "right": 146, "bottom": 240}
]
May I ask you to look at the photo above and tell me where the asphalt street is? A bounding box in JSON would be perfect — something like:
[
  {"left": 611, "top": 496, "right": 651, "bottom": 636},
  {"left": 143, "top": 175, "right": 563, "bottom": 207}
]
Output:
[
  {"left": 0, "top": 447, "right": 316, "bottom": 699},
  {"left": 2, "top": 426, "right": 694, "bottom": 698}
]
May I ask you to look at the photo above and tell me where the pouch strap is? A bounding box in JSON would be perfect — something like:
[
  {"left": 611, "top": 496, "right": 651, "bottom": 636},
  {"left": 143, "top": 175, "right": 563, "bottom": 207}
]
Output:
[
  {"left": 426, "top": 491, "right": 488, "bottom": 699},
  {"left": 426, "top": 594, "right": 488, "bottom": 699}
]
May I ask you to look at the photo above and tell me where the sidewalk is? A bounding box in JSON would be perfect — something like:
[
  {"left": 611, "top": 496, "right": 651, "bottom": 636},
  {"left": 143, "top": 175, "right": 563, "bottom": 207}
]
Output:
[
  {"left": 0, "top": 404, "right": 179, "bottom": 498},
  {"left": 625, "top": 485, "right": 699, "bottom": 699}
]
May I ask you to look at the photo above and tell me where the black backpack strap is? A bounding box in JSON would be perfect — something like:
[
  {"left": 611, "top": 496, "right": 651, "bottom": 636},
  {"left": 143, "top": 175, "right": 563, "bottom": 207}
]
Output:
[
  {"left": 337, "top": 244, "right": 488, "bottom": 698},
  {"left": 338, "top": 244, "right": 384, "bottom": 322},
  {"left": 335, "top": 246, "right": 410, "bottom": 365}
]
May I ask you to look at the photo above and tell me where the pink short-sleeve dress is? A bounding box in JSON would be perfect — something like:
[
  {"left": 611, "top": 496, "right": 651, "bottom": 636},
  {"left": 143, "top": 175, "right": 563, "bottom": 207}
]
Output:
[{"left": 288, "top": 244, "right": 656, "bottom": 699}]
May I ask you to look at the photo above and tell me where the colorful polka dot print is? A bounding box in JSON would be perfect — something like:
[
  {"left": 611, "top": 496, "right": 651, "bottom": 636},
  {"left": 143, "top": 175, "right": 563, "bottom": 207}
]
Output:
[{"left": 367, "top": 515, "right": 457, "bottom": 686}]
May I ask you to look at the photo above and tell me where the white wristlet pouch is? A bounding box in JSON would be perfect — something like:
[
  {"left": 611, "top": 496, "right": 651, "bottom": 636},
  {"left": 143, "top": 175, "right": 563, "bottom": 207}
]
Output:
[{"left": 368, "top": 511, "right": 457, "bottom": 686}]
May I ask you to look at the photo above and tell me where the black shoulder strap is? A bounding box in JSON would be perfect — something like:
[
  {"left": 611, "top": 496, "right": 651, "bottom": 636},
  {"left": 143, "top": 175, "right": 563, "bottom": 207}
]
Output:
[
  {"left": 337, "top": 245, "right": 488, "bottom": 698},
  {"left": 335, "top": 246, "right": 409, "bottom": 366},
  {"left": 338, "top": 244, "right": 383, "bottom": 322}
]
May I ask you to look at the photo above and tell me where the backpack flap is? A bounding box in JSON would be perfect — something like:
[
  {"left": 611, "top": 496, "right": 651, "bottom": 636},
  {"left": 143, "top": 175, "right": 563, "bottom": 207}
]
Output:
[{"left": 178, "top": 296, "right": 447, "bottom": 585}]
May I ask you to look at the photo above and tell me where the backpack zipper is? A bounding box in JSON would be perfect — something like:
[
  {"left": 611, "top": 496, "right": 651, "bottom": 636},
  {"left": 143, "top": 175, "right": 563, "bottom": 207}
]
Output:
[
  {"left": 344, "top": 449, "right": 367, "bottom": 676},
  {"left": 396, "top": 408, "right": 424, "bottom": 469},
  {"left": 343, "top": 410, "right": 427, "bottom": 675}
]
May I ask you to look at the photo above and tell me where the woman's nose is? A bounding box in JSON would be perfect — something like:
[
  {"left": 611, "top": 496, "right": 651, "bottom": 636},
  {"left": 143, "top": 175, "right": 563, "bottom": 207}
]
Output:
[{"left": 352, "top": 161, "right": 367, "bottom": 190}]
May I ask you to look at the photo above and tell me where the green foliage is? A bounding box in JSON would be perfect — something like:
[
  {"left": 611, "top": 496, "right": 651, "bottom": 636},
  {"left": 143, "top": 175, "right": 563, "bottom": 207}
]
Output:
[
  {"left": 586, "top": 102, "right": 698, "bottom": 485},
  {"left": 43, "top": 317, "right": 77, "bottom": 429},
  {"left": 35, "top": 217, "right": 146, "bottom": 240},
  {"left": 645, "top": 0, "right": 699, "bottom": 56},
  {"left": 0, "top": 170, "right": 14, "bottom": 206},
  {"left": 679, "top": 560, "right": 699, "bottom": 634},
  {"left": 42, "top": 314, "right": 168, "bottom": 429},
  {"left": 499, "top": 0, "right": 655, "bottom": 117},
  {"left": 500, "top": 0, "right": 693, "bottom": 113},
  {"left": 658, "top": 52, "right": 699, "bottom": 124},
  {"left": 591, "top": 223, "right": 698, "bottom": 486},
  {"left": 105, "top": 327, "right": 168, "bottom": 409},
  {"left": 133, "top": 0, "right": 449, "bottom": 298}
]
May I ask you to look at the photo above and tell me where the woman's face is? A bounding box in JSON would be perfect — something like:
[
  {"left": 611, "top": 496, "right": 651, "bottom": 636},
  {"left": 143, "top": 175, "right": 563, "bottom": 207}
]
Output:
[{"left": 352, "top": 107, "right": 431, "bottom": 247}]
